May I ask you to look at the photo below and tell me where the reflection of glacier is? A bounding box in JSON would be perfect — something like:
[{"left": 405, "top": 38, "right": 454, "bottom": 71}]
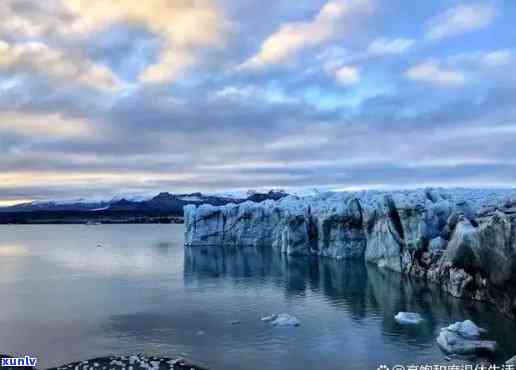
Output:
[
  {"left": 184, "top": 246, "right": 369, "bottom": 312},
  {"left": 183, "top": 246, "right": 516, "bottom": 361},
  {"left": 185, "top": 245, "right": 373, "bottom": 320},
  {"left": 184, "top": 245, "right": 280, "bottom": 280},
  {"left": 183, "top": 245, "right": 500, "bottom": 340},
  {"left": 184, "top": 245, "right": 368, "bottom": 299}
]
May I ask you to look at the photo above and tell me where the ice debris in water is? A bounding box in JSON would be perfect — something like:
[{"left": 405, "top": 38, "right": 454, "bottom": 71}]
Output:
[
  {"left": 394, "top": 312, "right": 424, "bottom": 325},
  {"left": 262, "top": 313, "right": 300, "bottom": 327}
]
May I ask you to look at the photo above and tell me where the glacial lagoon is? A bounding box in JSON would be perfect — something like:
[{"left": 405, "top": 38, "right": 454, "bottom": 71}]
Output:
[{"left": 1, "top": 224, "right": 516, "bottom": 370}]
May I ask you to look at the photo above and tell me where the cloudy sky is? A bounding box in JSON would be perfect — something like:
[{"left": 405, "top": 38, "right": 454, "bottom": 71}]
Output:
[{"left": 0, "top": 0, "right": 515, "bottom": 204}]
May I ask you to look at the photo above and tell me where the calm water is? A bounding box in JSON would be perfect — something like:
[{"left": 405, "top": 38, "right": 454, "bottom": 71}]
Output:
[{"left": 1, "top": 225, "right": 516, "bottom": 370}]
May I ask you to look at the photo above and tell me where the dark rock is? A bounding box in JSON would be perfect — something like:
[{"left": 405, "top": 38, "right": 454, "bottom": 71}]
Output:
[
  {"left": 46, "top": 355, "right": 207, "bottom": 370},
  {"left": 506, "top": 355, "right": 516, "bottom": 366}
]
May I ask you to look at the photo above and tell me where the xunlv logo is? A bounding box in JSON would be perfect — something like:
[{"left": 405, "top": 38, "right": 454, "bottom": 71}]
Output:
[{"left": 1, "top": 356, "right": 37, "bottom": 367}]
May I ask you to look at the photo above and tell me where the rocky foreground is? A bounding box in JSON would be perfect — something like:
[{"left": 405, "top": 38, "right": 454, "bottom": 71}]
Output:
[
  {"left": 0, "top": 354, "right": 206, "bottom": 370},
  {"left": 47, "top": 355, "right": 206, "bottom": 370},
  {"left": 184, "top": 188, "right": 516, "bottom": 318}
]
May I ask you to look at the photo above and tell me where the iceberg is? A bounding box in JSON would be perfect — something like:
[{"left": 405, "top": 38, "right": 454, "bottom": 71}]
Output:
[{"left": 436, "top": 320, "right": 496, "bottom": 355}]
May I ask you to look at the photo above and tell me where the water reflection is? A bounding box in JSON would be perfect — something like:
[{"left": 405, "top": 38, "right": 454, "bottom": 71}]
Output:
[
  {"left": 184, "top": 245, "right": 370, "bottom": 317},
  {"left": 184, "top": 245, "right": 516, "bottom": 363},
  {"left": 0, "top": 244, "right": 29, "bottom": 257},
  {"left": 1, "top": 225, "right": 516, "bottom": 370}
]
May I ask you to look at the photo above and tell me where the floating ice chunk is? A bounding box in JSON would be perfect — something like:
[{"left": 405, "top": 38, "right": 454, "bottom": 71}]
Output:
[
  {"left": 394, "top": 312, "right": 424, "bottom": 325},
  {"left": 261, "top": 314, "right": 277, "bottom": 322},
  {"left": 270, "top": 313, "right": 300, "bottom": 327},
  {"left": 446, "top": 320, "right": 486, "bottom": 339},
  {"left": 436, "top": 320, "right": 496, "bottom": 355}
]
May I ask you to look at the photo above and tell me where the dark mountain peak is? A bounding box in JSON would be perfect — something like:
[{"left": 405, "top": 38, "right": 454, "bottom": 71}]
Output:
[
  {"left": 115, "top": 198, "right": 131, "bottom": 205},
  {"left": 186, "top": 192, "right": 203, "bottom": 197},
  {"left": 152, "top": 192, "right": 176, "bottom": 201},
  {"left": 247, "top": 190, "right": 288, "bottom": 203}
]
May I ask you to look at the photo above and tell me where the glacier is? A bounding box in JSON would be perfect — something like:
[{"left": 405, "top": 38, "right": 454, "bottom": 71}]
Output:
[{"left": 184, "top": 188, "right": 516, "bottom": 318}]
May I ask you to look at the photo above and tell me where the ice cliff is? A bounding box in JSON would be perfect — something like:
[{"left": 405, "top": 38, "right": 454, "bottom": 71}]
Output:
[{"left": 184, "top": 188, "right": 516, "bottom": 318}]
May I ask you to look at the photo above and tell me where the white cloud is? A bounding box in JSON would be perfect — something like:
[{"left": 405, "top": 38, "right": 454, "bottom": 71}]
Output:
[
  {"left": 318, "top": 49, "right": 361, "bottom": 85},
  {"left": 65, "top": 0, "right": 226, "bottom": 83},
  {"left": 0, "top": 40, "right": 120, "bottom": 90},
  {"left": 0, "top": 0, "right": 227, "bottom": 83},
  {"left": 0, "top": 172, "right": 196, "bottom": 189},
  {"left": 405, "top": 61, "right": 465, "bottom": 87},
  {"left": 443, "top": 49, "right": 515, "bottom": 84},
  {"left": 481, "top": 49, "right": 513, "bottom": 67},
  {"left": 266, "top": 135, "right": 329, "bottom": 150},
  {"left": 240, "top": 0, "right": 373, "bottom": 70},
  {"left": 334, "top": 66, "right": 361, "bottom": 85},
  {"left": 0, "top": 0, "right": 63, "bottom": 37},
  {"left": 317, "top": 47, "right": 354, "bottom": 68},
  {"left": 367, "top": 37, "right": 414, "bottom": 55},
  {"left": 211, "top": 85, "right": 297, "bottom": 104},
  {"left": 0, "top": 111, "right": 93, "bottom": 138},
  {"left": 316, "top": 37, "right": 412, "bottom": 85},
  {"left": 426, "top": 3, "right": 497, "bottom": 40},
  {"left": 213, "top": 86, "right": 258, "bottom": 101}
]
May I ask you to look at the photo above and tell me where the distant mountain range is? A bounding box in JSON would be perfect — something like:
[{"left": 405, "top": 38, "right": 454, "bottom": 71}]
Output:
[{"left": 0, "top": 191, "right": 289, "bottom": 224}]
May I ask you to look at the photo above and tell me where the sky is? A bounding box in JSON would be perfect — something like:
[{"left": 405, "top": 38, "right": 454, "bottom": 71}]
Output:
[{"left": 0, "top": 0, "right": 515, "bottom": 204}]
